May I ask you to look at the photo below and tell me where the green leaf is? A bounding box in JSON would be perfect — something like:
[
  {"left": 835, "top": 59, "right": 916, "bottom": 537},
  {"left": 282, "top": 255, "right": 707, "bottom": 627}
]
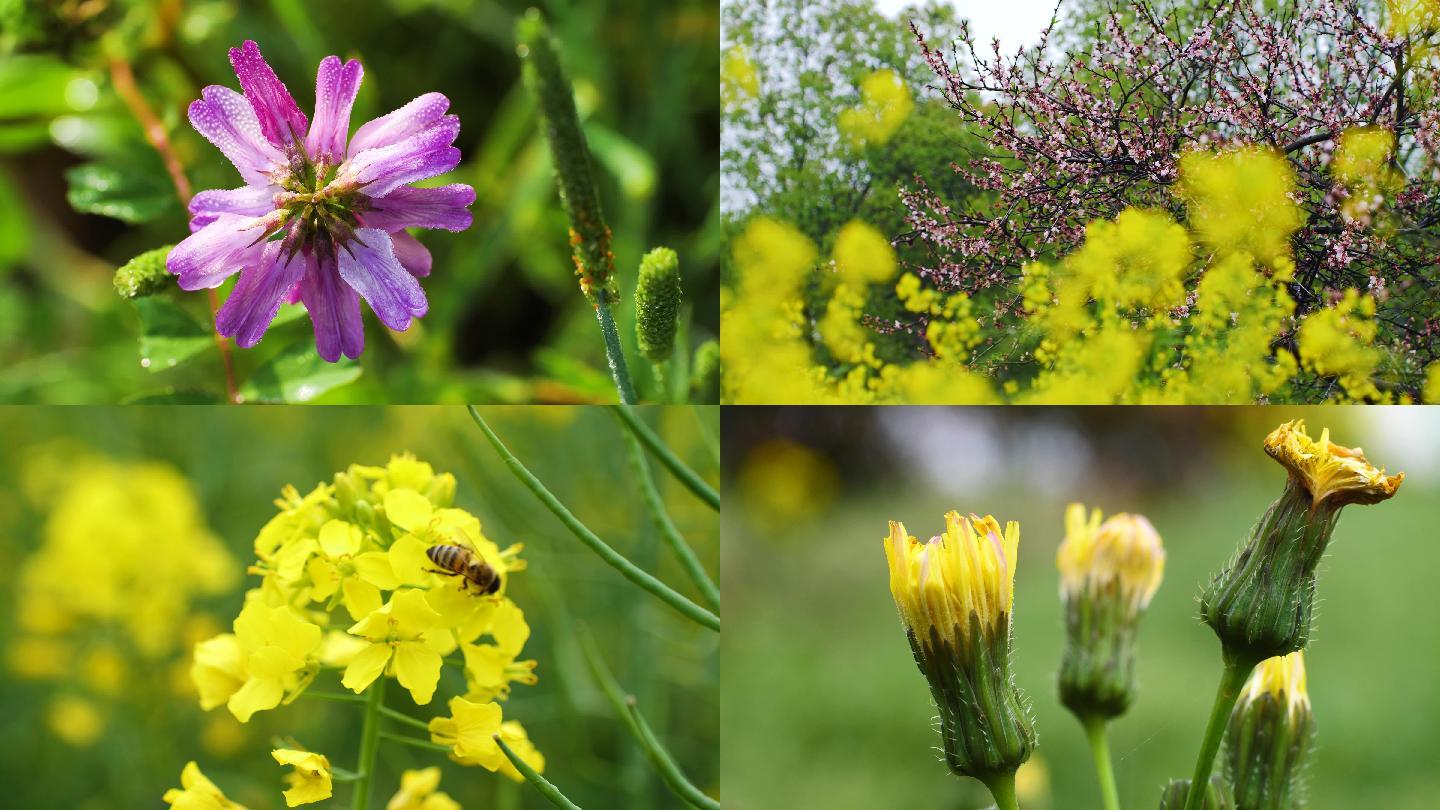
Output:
[
  {"left": 65, "top": 161, "right": 180, "bottom": 223},
  {"left": 0, "top": 55, "right": 80, "bottom": 119},
  {"left": 240, "top": 341, "right": 361, "bottom": 403},
  {"left": 584, "top": 122, "right": 657, "bottom": 200},
  {"left": 134, "top": 297, "right": 214, "bottom": 372}
]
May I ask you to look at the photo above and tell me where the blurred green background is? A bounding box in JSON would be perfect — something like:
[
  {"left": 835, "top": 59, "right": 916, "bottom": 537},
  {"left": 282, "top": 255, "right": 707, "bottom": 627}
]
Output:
[
  {"left": 720, "top": 406, "right": 1440, "bottom": 810},
  {"left": 0, "top": 0, "right": 718, "bottom": 403},
  {"left": 0, "top": 404, "right": 718, "bottom": 808}
]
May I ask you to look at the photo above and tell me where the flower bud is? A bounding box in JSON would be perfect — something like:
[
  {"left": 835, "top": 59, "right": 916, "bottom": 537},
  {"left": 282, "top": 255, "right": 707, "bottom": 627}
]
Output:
[
  {"left": 884, "top": 512, "right": 1035, "bottom": 782},
  {"left": 113, "top": 245, "right": 175, "bottom": 299},
  {"left": 1200, "top": 420, "right": 1401, "bottom": 662},
  {"left": 635, "top": 246, "right": 682, "bottom": 363},
  {"left": 1159, "top": 777, "right": 1234, "bottom": 810},
  {"left": 1057, "top": 504, "right": 1165, "bottom": 720},
  {"left": 691, "top": 339, "right": 719, "bottom": 403},
  {"left": 1224, "top": 653, "right": 1313, "bottom": 810}
]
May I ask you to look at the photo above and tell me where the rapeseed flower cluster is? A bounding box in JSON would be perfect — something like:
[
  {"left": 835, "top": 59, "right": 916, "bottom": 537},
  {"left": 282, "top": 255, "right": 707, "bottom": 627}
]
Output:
[
  {"left": 189, "top": 453, "right": 544, "bottom": 792},
  {"left": 12, "top": 446, "right": 237, "bottom": 747},
  {"left": 721, "top": 129, "right": 1433, "bottom": 403}
]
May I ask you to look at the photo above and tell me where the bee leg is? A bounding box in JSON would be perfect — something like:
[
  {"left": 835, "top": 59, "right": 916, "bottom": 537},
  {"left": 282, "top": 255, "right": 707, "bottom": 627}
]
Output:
[{"left": 425, "top": 568, "right": 459, "bottom": 577}]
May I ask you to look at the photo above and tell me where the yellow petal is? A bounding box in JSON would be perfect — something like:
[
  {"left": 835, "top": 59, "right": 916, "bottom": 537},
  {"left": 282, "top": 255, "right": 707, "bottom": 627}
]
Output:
[
  {"left": 389, "top": 534, "right": 435, "bottom": 586},
  {"left": 247, "top": 645, "right": 303, "bottom": 680},
  {"left": 394, "top": 642, "right": 443, "bottom": 705},
  {"left": 318, "top": 519, "right": 363, "bottom": 558},
  {"left": 192, "top": 634, "right": 247, "bottom": 711},
  {"left": 354, "top": 551, "right": 401, "bottom": 590},
  {"left": 273, "top": 748, "right": 333, "bottom": 807},
  {"left": 385, "top": 489, "right": 434, "bottom": 532},
  {"left": 343, "top": 579, "right": 384, "bottom": 622},
  {"left": 342, "top": 644, "right": 392, "bottom": 694},
  {"left": 228, "top": 676, "right": 284, "bottom": 723},
  {"left": 306, "top": 556, "right": 340, "bottom": 602},
  {"left": 391, "top": 589, "right": 443, "bottom": 633},
  {"left": 489, "top": 599, "right": 530, "bottom": 654}
]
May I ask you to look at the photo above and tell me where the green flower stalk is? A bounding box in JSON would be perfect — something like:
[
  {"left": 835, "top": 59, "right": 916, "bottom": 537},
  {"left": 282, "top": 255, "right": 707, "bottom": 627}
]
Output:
[
  {"left": 884, "top": 513, "right": 1035, "bottom": 810},
  {"left": 516, "top": 8, "right": 637, "bottom": 403},
  {"left": 1056, "top": 504, "right": 1165, "bottom": 810},
  {"left": 1183, "top": 420, "right": 1401, "bottom": 810},
  {"left": 635, "top": 246, "right": 682, "bottom": 363},
  {"left": 1224, "top": 653, "right": 1314, "bottom": 810},
  {"left": 1160, "top": 778, "right": 1235, "bottom": 810}
]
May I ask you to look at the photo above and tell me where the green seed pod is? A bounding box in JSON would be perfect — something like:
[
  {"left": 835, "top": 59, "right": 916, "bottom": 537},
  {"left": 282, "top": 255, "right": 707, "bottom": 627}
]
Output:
[
  {"left": 634, "top": 247, "right": 681, "bottom": 362},
  {"left": 885, "top": 514, "right": 1035, "bottom": 783},
  {"left": 1200, "top": 420, "right": 1401, "bottom": 662},
  {"left": 691, "top": 339, "right": 719, "bottom": 404},
  {"left": 1056, "top": 505, "right": 1165, "bottom": 721},
  {"left": 1224, "top": 653, "right": 1314, "bottom": 810},
  {"left": 1159, "top": 778, "right": 1234, "bottom": 810},
  {"left": 113, "top": 245, "right": 174, "bottom": 299}
]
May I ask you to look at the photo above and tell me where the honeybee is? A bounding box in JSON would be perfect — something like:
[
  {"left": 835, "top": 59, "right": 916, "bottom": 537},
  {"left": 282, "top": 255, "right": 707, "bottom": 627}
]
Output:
[{"left": 426, "top": 543, "right": 502, "bottom": 595}]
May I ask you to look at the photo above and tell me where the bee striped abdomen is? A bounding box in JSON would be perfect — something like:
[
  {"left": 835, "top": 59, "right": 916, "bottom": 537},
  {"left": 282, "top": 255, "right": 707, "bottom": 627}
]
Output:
[{"left": 427, "top": 544, "right": 501, "bottom": 595}]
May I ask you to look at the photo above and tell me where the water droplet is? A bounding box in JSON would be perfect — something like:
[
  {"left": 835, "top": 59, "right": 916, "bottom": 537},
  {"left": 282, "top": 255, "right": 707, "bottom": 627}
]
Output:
[
  {"left": 65, "top": 77, "right": 98, "bottom": 111},
  {"left": 140, "top": 357, "right": 151, "bottom": 368}
]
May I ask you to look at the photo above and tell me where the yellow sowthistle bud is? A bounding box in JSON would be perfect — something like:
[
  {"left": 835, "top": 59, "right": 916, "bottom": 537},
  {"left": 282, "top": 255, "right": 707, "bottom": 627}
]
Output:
[
  {"left": 1159, "top": 777, "right": 1235, "bottom": 810},
  {"left": 1057, "top": 505, "right": 1165, "bottom": 720},
  {"left": 1225, "top": 653, "right": 1314, "bottom": 810},
  {"left": 1201, "top": 420, "right": 1402, "bottom": 663},
  {"left": 883, "top": 512, "right": 1034, "bottom": 799}
]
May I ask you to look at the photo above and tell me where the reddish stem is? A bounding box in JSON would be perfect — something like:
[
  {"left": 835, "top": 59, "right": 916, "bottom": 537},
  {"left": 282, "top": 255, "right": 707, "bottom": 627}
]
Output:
[{"left": 108, "top": 54, "right": 239, "bottom": 404}]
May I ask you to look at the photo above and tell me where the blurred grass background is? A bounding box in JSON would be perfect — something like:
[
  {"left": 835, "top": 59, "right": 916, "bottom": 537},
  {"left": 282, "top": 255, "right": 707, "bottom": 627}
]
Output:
[
  {"left": 0, "top": 0, "right": 718, "bottom": 403},
  {"left": 720, "top": 406, "right": 1440, "bottom": 810},
  {"left": 0, "top": 404, "right": 718, "bottom": 808}
]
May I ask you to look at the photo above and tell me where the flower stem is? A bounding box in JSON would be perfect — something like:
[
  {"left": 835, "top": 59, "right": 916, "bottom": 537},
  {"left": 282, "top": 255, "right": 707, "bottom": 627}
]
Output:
[
  {"left": 1182, "top": 651, "right": 1256, "bottom": 810},
  {"left": 980, "top": 770, "right": 1020, "bottom": 810},
  {"left": 609, "top": 405, "right": 719, "bottom": 510},
  {"left": 469, "top": 407, "right": 719, "bottom": 631},
  {"left": 378, "top": 731, "right": 451, "bottom": 752},
  {"left": 107, "top": 49, "right": 238, "bottom": 404},
  {"left": 351, "top": 677, "right": 386, "bottom": 810},
  {"left": 617, "top": 417, "right": 720, "bottom": 611},
  {"left": 379, "top": 705, "right": 431, "bottom": 732},
  {"left": 1082, "top": 716, "right": 1120, "bottom": 810},
  {"left": 596, "top": 290, "right": 638, "bottom": 404},
  {"left": 495, "top": 734, "right": 584, "bottom": 810}
]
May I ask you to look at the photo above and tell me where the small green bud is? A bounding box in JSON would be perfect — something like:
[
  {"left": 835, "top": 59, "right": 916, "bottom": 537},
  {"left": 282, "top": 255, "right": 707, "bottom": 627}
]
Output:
[
  {"left": 1159, "top": 778, "right": 1234, "bottom": 810},
  {"left": 1200, "top": 420, "right": 1402, "bottom": 662},
  {"left": 634, "top": 247, "right": 681, "bottom": 363},
  {"left": 1224, "top": 653, "right": 1314, "bottom": 810},
  {"left": 113, "top": 245, "right": 174, "bottom": 299},
  {"left": 691, "top": 339, "right": 719, "bottom": 403}
]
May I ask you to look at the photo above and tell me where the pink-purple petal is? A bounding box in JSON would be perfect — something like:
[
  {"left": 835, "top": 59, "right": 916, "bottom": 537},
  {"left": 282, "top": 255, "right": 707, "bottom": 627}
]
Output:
[
  {"left": 389, "top": 230, "right": 433, "bottom": 278},
  {"left": 189, "top": 184, "right": 278, "bottom": 231},
  {"left": 347, "top": 92, "right": 449, "bottom": 156},
  {"left": 167, "top": 212, "right": 272, "bottom": 290},
  {"left": 340, "top": 116, "right": 461, "bottom": 197},
  {"left": 361, "top": 184, "right": 475, "bottom": 232},
  {"left": 215, "top": 243, "right": 308, "bottom": 348},
  {"left": 307, "top": 55, "right": 364, "bottom": 164},
  {"left": 229, "top": 40, "right": 309, "bottom": 147},
  {"left": 188, "top": 86, "right": 285, "bottom": 185},
  {"left": 299, "top": 254, "right": 365, "bottom": 362},
  {"left": 336, "top": 228, "right": 429, "bottom": 330}
]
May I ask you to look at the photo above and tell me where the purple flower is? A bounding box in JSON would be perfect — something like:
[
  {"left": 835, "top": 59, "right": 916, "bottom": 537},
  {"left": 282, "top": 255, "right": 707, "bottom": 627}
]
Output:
[{"left": 169, "top": 41, "right": 474, "bottom": 361}]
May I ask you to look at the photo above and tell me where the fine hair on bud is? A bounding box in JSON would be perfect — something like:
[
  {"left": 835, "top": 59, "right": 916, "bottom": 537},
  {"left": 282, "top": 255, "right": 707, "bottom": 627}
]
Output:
[
  {"left": 1159, "top": 777, "right": 1235, "bottom": 810},
  {"left": 1224, "top": 652, "right": 1315, "bottom": 810}
]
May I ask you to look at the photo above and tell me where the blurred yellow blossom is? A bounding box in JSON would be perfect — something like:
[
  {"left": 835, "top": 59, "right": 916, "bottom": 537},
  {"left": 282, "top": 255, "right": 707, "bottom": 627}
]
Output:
[
  {"left": 1297, "top": 290, "right": 1383, "bottom": 401},
  {"left": 272, "top": 749, "right": 332, "bottom": 807},
  {"left": 736, "top": 439, "right": 838, "bottom": 526},
  {"left": 838, "top": 69, "right": 913, "bottom": 148},
  {"left": 163, "top": 761, "right": 249, "bottom": 810},
  {"left": 47, "top": 694, "right": 103, "bottom": 747},
  {"left": 387, "top": 767, "right": 462, "bottom": 810},
  {"left": 721, "top": 45, "right": 760, "bottom": 110},
  {"left": 833, "top": 221, "right": 897, "bottom": 285},
  {"left": 1178, "top": 147, "right": 1302, "bottom": 265},
  {"left": 493, "top": 721, "right": 546, "bottom": 783}
]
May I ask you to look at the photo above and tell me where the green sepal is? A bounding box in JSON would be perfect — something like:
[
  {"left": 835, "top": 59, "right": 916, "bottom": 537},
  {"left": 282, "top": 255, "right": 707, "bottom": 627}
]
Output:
[
  {"left": 1224, "top": 692, "right": 1314, "bottom": 810},
  {"left": 1159, "top": 777, "right": 1235, "bottom": 810},
  {"left": 1059, "top": 582, "right": 1143, "bottom": 720}
]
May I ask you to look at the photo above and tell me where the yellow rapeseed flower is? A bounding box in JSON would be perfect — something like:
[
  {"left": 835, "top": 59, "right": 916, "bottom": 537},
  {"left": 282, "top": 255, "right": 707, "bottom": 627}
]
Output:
[
  {"left": 342, "top": 589, "right": 447, "bottom": 704},
  {"left": 271, "top": 749, "right": 333, "bottom": 807},
  {"left": 493, "top": 720, "right": 546, "bottom": 783},
  {"left": 1264, "top": 420, "right": 1403, "bottom": 507},
  {"left": 838, "top": 69, "right": 913, "bottom": 149},
  {"left": 428, "top": 696, "right": 506, "bottom": 771},
  {"left": 47, "top": 694, "right": 103, "bottom": 747},
  {"left": 386, "top": 767, "right": 462, "bottom": 810},
  {"left": 163, "top": 761, "right": 249, "bottom": 810}
]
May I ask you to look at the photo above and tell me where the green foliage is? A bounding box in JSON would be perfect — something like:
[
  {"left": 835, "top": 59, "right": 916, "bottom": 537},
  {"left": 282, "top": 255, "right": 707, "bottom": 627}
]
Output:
[
  {"left": 64, "top": 160, "right": 180, "bottom": 223},
  {"left": 238, "top": 341, "right": 362, "bottom": 403},
  {"left": 134, "top": 296, "right": 214, "bottom": 372},
  {"left": 112, "top": 245, "right": 173, "bottom": 299}
]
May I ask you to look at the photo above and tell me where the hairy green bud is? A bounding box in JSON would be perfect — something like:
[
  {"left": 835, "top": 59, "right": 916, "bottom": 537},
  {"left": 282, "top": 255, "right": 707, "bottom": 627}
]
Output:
[
  {"left": 691, "top": 339, "right": 719, "bottom": 403},
  {"left": 113, "top": 245, "right": 174, "bottom": 300},
  {"left": 634, "top": 247, "right": 681, "bottom": 363},
  {"left": 1160, "top": 778, "right": 1234, "bottom": 810},
  {"left": 1224, "top": 654, "right": 1314, "bottom": 810}
]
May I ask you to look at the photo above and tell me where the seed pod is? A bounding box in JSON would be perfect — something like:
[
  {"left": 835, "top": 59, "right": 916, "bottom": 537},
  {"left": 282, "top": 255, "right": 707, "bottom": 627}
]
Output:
[
  {"left": 1200, "top": 420, "right": 1401, "bottom": 662},
  {"left": 1056, "top": 504, "right": 1165, "bottom": 720},
  {"left": 635, "top": 247, "right": 682, "bottom": 363},
  {"left": 1224, "top": 653, "right": 1314, "bottom": 810},
  {"left": 884, "top": 513, "right": 1035, "bottom": 782}
]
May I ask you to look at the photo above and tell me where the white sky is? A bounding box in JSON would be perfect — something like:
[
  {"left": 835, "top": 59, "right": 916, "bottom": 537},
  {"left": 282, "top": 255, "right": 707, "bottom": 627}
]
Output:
[{"left": 872, "top": 0, "right": 1062, "bottom": 52}]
